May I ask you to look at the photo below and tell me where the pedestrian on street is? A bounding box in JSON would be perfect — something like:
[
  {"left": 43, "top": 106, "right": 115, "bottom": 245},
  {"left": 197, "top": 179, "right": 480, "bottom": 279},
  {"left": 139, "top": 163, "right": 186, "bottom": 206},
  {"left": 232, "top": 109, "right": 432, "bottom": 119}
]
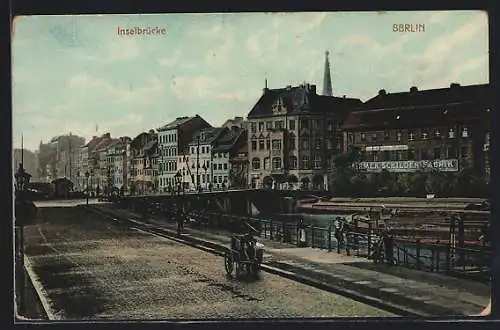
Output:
[
  {"left": 297, "top": 216, "right": 306, "bottom": 247},
  {"left": 383, "top": 231, "right": 394, "bottom": 265}
]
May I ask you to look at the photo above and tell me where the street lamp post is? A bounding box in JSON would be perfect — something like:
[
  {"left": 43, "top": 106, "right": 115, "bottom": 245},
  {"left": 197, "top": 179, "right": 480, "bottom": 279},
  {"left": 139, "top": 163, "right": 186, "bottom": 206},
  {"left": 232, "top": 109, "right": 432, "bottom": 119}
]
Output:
[
  {"left": 15, "top": 162, "right": 31, "bottom": 316},
  {"left": 85, "top": 171, "right": 90, "bottom": 205}
]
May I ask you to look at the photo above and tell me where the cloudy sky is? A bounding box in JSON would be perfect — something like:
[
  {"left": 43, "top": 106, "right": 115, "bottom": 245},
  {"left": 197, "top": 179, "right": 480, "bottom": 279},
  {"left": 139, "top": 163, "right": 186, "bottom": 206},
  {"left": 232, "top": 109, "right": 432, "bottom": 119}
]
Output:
[{"left": 12, "top": 11, "right": 489, "bottom": 151}]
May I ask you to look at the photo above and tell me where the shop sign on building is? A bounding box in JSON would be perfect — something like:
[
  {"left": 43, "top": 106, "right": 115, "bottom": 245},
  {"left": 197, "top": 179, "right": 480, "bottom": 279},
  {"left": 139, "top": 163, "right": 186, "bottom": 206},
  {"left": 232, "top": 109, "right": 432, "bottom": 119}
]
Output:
[{"left": 354, "top": 159, "right": 459, "bottom": 173}]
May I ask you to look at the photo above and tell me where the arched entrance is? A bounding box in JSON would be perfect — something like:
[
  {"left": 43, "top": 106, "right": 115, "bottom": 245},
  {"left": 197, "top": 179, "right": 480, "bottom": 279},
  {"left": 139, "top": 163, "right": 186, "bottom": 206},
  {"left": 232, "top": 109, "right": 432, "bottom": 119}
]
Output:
[
  {"left": 262, "top": 176, "right": 273, "bottom": 189},
  {"left": 287, "top": 174, "right": 299, "bottom": 190},
  {"left": 312, "top": 174, "right": 324, "bottom": 190},
  {"left": 300, "top": 177, "right": 310, "bottom": 190}
]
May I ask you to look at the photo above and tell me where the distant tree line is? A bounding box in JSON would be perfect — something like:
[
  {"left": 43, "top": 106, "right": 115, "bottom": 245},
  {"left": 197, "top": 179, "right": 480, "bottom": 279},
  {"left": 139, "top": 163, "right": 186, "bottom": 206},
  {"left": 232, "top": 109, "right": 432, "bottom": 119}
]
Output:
[{"left": 331, "top": 148, "right": 489, "bottom": 198}]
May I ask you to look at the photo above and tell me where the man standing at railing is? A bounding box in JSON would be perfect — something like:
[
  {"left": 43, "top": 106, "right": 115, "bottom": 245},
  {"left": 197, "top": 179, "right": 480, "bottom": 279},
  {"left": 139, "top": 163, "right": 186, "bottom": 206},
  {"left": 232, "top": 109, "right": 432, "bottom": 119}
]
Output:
[{"left": 297, "top": 217, "right": 306, "bottom": 247}]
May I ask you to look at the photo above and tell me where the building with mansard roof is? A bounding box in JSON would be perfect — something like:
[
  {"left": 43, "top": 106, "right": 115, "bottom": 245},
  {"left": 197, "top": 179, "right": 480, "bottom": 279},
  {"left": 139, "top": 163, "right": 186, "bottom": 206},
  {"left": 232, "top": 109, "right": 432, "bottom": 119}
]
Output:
[
  {"left": 341, "top": 83, "right": 490, "bottom": 178},
  {"left": 246, "top": 51, "right": 362, "bottom": 190}
]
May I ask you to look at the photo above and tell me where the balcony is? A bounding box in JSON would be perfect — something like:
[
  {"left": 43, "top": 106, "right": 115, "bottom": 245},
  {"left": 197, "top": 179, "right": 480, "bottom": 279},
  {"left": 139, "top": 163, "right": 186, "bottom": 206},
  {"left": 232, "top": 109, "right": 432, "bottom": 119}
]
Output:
[{"left": 271, "top": 150, "right": 282, "bottom": 157}]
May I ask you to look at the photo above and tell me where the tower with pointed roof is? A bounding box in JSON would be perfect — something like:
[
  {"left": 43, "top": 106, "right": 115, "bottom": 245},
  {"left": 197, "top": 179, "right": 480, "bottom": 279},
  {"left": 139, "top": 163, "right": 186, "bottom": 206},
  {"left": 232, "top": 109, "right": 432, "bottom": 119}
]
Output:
[{"left": 322, "top": 51, "right": 333, "bottom": 97}]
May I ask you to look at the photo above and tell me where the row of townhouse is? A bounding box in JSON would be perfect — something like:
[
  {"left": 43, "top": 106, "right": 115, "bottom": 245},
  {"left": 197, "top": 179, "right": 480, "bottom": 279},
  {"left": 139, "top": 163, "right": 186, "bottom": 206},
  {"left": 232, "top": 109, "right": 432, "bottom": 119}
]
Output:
[{"left": 71, "top": 82, "right": 490, "bottom": 196}]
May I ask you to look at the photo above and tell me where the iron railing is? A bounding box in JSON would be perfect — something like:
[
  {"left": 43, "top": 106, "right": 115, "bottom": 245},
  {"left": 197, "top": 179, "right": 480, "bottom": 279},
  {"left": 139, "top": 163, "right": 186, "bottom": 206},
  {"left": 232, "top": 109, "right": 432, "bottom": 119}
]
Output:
[{"left": 118, "top": 201, "right": 491, "bottom": 282}]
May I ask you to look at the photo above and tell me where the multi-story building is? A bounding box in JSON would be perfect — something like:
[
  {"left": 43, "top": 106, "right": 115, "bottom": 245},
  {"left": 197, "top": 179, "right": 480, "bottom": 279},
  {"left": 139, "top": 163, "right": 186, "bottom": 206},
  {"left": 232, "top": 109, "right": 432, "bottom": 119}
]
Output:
[
  {"left": 95, "top": 138, "right": 114, "bottom": 196},
  {"left": 246, "top": 52, "right": 362, "bottom": 191},
  {"left": 176, "top": 150, "right": 194, "bottom": 192},
  {"left": 156, "top": 115, "right": 212, "bottom": 193},
  {"left": 187, "top": 127, "right": 227, "bottom": 191},
  {"left": 212, "top": 127, "right": 247, "bottom": 190},
  {"left": 129, "top": 130, "right": 157, "bottom": 195},
  {"left": 228, "top": 130, "right": 249, "bottom": 189},
  {"left": 106, "top": 136, "right": 132, "bottom": 193},
  {"left": 87, "top": 133, "right": 113, "bottom": 195},
  {"left": 341, "top": 83, "right": 490, "bottom": 177}
]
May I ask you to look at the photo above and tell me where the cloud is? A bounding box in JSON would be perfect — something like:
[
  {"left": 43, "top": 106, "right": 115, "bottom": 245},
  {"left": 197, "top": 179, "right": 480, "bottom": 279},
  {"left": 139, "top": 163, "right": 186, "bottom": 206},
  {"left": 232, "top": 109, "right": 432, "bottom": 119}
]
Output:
[
  {"left": 158, "top": 50, "right": 181, "bottom": 67},
  {"left": 414, "top": 15, "right": 487, "bottom": 67},
  {"left": 68, "top": 73, "right": 165, "bottom": 105},
  {"left": 297, "top": 12, "right": 327, "bottom": 34},
  {"left": 420, "top": 54, "right": 489, "bottom": 89},
  {"left": 170, "top": 75, "right": 220, "bottom": 100}
]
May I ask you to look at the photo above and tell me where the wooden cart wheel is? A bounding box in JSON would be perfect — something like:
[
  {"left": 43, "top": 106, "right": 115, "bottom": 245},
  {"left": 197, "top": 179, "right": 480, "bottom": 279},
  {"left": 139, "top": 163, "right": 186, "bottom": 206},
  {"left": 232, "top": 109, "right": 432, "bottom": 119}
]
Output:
[{"left": 224, "top": 251, "right": 234, "bottom": 275}]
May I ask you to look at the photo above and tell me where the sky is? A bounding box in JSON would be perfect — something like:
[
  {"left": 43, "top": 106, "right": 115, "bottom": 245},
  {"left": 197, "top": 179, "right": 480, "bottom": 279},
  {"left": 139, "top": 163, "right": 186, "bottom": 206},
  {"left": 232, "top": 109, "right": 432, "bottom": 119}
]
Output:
[{"left": 12, "top": 11, "right": 489, "bottom": 151}]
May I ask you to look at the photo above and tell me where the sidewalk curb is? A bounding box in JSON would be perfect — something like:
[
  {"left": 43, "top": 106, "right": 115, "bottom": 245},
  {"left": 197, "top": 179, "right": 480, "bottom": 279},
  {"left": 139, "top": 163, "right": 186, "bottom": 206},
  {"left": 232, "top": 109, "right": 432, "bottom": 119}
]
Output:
[
  {"left": 23, "top": 257, "right": 61, "bottom": 320},
  {"left": 86, "top": 205, "right": 429, "bottom": 317}
]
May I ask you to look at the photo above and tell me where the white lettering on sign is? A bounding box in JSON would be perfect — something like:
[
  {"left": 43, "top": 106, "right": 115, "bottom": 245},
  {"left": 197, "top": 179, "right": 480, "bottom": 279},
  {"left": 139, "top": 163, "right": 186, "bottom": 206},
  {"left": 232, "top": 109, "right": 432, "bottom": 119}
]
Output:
[
  {"left": 365, "top": 145, "right": 409, "bottom": 152},
  {"left": 354, "top": 159, "right": 459, "bottom": 173}
]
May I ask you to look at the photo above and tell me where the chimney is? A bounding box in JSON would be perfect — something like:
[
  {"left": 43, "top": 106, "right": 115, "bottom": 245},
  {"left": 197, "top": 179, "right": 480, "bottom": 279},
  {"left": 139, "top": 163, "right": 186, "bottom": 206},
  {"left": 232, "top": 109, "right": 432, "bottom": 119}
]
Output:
[
  {"left": 343, "top": 95, "right": 346, "bottom": 98},
  {"left": 286, "top": 85, "right": 292, "bottom": 90},
  {"left": 104, "top": 133, "right": 111, "bottom": 138},
  {"left": 450, "top": 83, "right": 460, "bottom": 88},
  {"left": 309, "top": 84, "right": 316, "bottom": 95},
  {"left": 378, "top": 89, "right": 387, "bottom": 96},
  {"left": 410, "top": 86, "right": 418, "bottom": 93},
  {"left": 263, "top": 78, "right": 269, "bottom": 94}
]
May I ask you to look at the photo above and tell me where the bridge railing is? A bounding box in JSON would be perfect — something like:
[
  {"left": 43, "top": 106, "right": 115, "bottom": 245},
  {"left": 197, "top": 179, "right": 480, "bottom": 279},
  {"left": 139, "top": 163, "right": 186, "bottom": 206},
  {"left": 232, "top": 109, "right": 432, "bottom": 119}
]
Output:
[{"left": 116, "top": 200, "right": 491, "bottom": 282}]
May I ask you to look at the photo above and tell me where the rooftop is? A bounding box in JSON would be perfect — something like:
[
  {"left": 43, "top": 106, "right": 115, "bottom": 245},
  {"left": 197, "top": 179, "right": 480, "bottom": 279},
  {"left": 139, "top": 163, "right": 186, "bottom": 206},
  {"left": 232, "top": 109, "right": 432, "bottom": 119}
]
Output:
[
  {"left": 157, "top": 115, "right": 199, "bottom": 131},
  {"left": 247, "top": 83, "right": 362, "bottom": 118}
]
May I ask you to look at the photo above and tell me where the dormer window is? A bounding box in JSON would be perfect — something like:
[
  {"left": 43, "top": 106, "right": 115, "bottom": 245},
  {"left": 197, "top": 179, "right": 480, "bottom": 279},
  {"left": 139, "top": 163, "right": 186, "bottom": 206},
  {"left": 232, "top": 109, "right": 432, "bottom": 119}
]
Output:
[
  {"left": 461, "top": 127, "right": 469, "bottom": 138},
  {"left": 396, "top": 131, "right": 402, "bottom": 142},
  {"left": 434, "top": 129, "right": 441, "bottom": 138},
  {"left": 448, "top": 128, "right": 456, "bottom": 138},
  {"left": 408, "top": 130, "right": 415, "bottom": 141},
  {"left": 421, "top": 129, "right": 428, "bottom": 140}
]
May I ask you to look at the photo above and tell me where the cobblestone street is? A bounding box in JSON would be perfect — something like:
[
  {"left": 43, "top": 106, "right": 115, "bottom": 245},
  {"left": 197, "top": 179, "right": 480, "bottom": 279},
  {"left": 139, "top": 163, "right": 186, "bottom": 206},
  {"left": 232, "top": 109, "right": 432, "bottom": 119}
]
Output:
[{"left": 23, "top": 205, "right": 394, "bottom": 320}]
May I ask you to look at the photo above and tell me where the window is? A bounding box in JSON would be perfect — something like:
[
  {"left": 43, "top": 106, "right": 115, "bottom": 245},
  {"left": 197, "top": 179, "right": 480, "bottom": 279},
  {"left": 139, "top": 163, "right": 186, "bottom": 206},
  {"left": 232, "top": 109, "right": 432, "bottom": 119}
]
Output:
[
  {"left": 258, "top": 122, "right": 264, "bottom": 132},
  {"left": 289, "top": 120, "right": 296, "bottom": 130},
  {"left": 384, "top": 131, "right": 390, "bottom": 140},
  {"left": 421, "top": 129, "right": 428, "bottom": 140},
  {"left": 461, "top": 127, "right": 469, "bottom": 138},
  {"left": 301, "top": 139, "right": 309, "bottom": 150},
  {"left": 301, "top": 155, "right": 309, "bottom": 169},
  {"left": 251, "top": 140, "right": 257, "bottom": 151},
  {"left": 223, "top": 163, "right": 227, "bottom": 170},
  {"left": 289, "top": 136, "right": 296, "bottom": 150},
  {"left": 360, "top": 133, "right": 366, "bottom": 142},
  {"left": 448, "top": 128, "right": 456, "bottom": 138},
  {"left": 213, "top": 164, "right": 217, "bottom": 170},
  {"left": 348, "top": 133, "right": 354, "bottom": 144},
  {"left": 421, "top": 149, "right": 429, "bottom": 160},
  {"left": 272, "top": 139, "right": 282, "bottom": 150},
  {"left": 434, "top": 129, "right": 441, "bottom": 138},
  {"left": 272, "top": 157, "right": 282, "bottom": 170},
  {"left": 218, "top": 164, "right": 222, "bottom": 170},
  {"left": 371, "top": 133, "right": 377, "bottom": 142},
  {"left": 326, "top": 120, "right": 333, "bottom": 131},
  {"left": 224, "top": 176, "right": 228, "bottom": 182},
  {"left": 275, "top": 121, "right": 283, "bottom": 129},
  {"left": 314, "top": 139, "right": 321, "bottom": 149},
  {"left": 289, "top": 156, "right": 297, "bottom": 169},
  {"left": 300, "top": 119, "right": 309, "bottom": 129},
  {"left": 408, "top": 149, "right": 415, "bottom": 160},
  {"left": 266, "top": 139, "right": 270, "bottom": 150},
  {"left": 434, "top": 148, "right": 441, "bottom": 159},
  {"left": 461, "top": 146, "right": 468, "bottom": 158},
  {"left": 252, "top": 158, "right": 260, "bottom": 170},
  {"left": 313, "top": 155, "right": 322, "bottom": 169},
  {"left": 396, "top": 131, "right": 402, "bottom": 142},
  {"left": 250, "top": 122, "right": 257, "bottom": 133},
  {"left": 266, "top": 121, "right": 273, "bottom": 130},
  {"left": 264, "top": 157, "right": 270, "bottom": 170},
  {"left": 408, "top": 130, "right": 415, "bottom": 141},
  {"left": 257, "top": 139, "right": 265, "bottom": 150}
]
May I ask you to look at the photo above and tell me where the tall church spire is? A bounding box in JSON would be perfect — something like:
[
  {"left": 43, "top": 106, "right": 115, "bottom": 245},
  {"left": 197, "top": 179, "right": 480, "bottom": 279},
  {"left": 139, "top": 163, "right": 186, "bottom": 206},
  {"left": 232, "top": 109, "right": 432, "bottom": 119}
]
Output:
[{"left": 322, "top": 50, "right": 333, "bottom": 96}]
